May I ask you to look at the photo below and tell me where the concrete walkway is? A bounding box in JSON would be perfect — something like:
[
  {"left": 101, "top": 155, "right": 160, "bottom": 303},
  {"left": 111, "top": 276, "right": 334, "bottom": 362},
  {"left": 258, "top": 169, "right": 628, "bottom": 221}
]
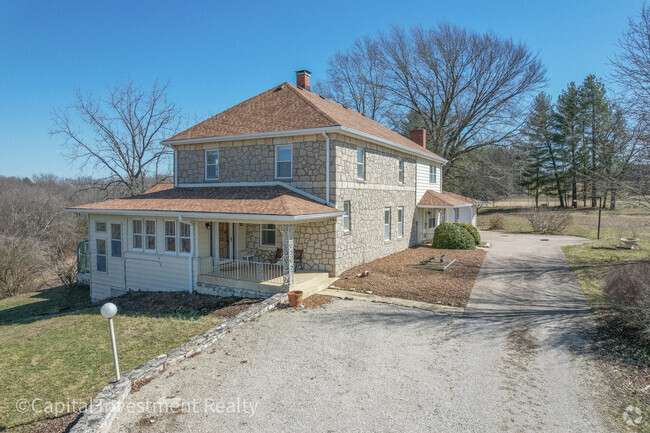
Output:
[{"left": 111, "top": 231, "right": 612, "bottom": 432}]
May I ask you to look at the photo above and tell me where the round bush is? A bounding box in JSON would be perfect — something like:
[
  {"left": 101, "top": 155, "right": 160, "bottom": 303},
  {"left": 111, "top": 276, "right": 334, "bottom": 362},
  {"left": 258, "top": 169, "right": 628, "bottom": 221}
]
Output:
[
  {"left": 432, "top": 223, "right": 476, "bottom": 250},
  {"left": 454, "top": 222, "right": 480, "bottom": 245}
]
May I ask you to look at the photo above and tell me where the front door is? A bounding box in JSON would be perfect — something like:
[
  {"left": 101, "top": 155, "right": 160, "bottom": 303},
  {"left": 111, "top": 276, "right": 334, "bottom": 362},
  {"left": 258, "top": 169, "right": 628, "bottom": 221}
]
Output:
[{"left": 218, "top": 222, "right": 230, "bottom": 260}]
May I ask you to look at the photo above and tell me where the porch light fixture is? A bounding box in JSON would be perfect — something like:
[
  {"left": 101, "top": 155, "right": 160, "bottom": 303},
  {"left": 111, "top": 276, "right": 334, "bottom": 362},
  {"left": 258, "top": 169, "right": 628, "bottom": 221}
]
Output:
[
  {"left": 205, "top": 222, "right": 211, "bottom": 230},
  {"left": 100, "top": 302, "right": 121, "bottom": 382}
]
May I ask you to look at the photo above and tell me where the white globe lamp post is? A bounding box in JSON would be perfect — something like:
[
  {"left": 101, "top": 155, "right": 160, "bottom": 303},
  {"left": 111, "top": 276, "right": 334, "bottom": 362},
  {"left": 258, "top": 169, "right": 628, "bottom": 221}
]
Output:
[{"left": 101, "top": 303, "right": 120, "bottom": 382}]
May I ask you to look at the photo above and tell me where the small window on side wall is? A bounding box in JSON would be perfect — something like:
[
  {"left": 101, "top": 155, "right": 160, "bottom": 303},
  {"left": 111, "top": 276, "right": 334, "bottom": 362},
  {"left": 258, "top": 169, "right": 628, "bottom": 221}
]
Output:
[
  {"left": 384, "top": 208, "right": 391, "bottom": 241},
  {"left": 205, "top": 150, "right": 219, "bottom": 180},
  {"left": 260, "top": 224, "right": 276, "bottom": 247},
  {"left": 275, "top": 145, "right": 292, "bottom": 179},
  {"left": 343, "top": 201, "right": 351, "bottom": 232},
  {"left": 96, "top": 239, "right": 107, "bottom": 273},
  {"left": 356, "top": 147, "right": 365, "bottom": 180},
  {"left": 397, "top": 207, "right": 404, "bottom": 238},
  {"left": 398, "top": 159, "right": 404, "bottom": 184},
  {"left": 429, "top": 165, "right": 437, "bottom": 184}
]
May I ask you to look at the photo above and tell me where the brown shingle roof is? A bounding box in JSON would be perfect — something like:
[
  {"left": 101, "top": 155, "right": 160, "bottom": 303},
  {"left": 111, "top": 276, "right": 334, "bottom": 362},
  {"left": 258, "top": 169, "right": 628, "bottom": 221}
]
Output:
[
  {"left": 418, "top": 190, "right": 485, "bottom": 207},
  {"left": 166, "top": 82, "right": 443, "bottom": 160},
  {"left": 68, "top": 185, "right": 340, "bottom": 217}
]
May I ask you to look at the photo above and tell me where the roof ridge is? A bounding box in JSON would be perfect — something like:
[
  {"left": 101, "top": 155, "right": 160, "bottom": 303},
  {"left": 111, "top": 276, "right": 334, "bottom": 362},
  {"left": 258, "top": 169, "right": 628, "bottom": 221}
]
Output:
[{"left": 284, "top": 82, "right": 339, "bottom": 126}]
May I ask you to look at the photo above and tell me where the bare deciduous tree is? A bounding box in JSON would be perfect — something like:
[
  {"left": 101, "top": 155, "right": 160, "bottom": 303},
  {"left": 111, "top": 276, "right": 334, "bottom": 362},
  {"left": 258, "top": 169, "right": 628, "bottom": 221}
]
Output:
[
  {"left": 319, "top": 24, "right": 546, "bottom": 169},
  {"left": 51, "top": 80, "right": 181, "bottom": 196}
]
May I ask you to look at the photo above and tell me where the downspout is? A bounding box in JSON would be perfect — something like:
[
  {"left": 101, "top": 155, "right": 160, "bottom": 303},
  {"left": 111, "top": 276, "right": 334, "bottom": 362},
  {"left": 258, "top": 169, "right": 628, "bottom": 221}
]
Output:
[
  {"left": 179, "top": 214, "right": 193, "bottom": 294},
  {"left": 321, "top": 131, "right": 330, "bottom": 205}
]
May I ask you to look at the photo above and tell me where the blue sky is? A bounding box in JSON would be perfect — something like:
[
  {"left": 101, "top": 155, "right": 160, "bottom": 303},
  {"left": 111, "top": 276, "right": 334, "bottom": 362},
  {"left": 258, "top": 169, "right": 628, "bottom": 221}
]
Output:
[{"left": 0, "top": 0, "right": 643, "bottom": 178}]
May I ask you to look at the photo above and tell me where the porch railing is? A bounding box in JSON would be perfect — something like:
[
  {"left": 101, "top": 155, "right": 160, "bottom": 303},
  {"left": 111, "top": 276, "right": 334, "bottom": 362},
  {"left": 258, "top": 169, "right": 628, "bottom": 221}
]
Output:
[{"left": 198, "top": 257, "right": 284, "bottom": 285}]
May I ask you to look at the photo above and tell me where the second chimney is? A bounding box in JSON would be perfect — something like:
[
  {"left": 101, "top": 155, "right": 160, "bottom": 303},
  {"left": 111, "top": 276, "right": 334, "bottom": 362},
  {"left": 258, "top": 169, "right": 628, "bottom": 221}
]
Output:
[
  {"left": 296, "top": 69, "right": 311, "bottom": 91},
  {"left": 410, "top": 129, "right": 426, "bottom": 148}
]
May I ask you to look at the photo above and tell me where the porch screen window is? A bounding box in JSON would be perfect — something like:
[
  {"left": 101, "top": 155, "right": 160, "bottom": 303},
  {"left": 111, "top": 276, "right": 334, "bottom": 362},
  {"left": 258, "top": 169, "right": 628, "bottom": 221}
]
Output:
[
  {"left": 398, "top": 159, "right": 404, "bottom": 184},
  {"left": 454, "top": 208, "right": 460, "bottom": 222},
  {"left": 132, "top": 219, "right": 143, "bottom": 250},
  {"left": 384, "top": 208, "right": 391, "bottom": 241},
  {"left": 96, "top": 239, "right": 106, "bottom": 273},
  {"left": 110, "top": 223, "right": 122, "bottom": 258},
  {"left": 164, "top": 221, "right": 176, "bottom": 252},
  {"left": 179, "top": 222, "right": 191, "bottom": 254},
  {"left": 261, "top": 224, "right": 276, "bottom": 247},
  {"left": 145, "top": 220, "right": 156, "bottom": 252},
  {"left": 428, "top": 213, "right": 436, "bottom": 229},
  {"left": 343, "top": 201, "right": 351, "bottom": 232},
  {"left": 397, "top": 207, "right": 404, "bottom": 238},
  {"left": 96, "top": 221, "right": 106, "bottom": 233},
  {"left": 275, "top": 145, "right": 292, "bottom": 179},
  {"left": 429, "top": 165, "right": 437, "bottom": 184},
  {"left": 205, "top": 150, "right": 219, "bottom": 180},
  {"left": 357, "top": 147, "right": 365, "bottom": 180}
]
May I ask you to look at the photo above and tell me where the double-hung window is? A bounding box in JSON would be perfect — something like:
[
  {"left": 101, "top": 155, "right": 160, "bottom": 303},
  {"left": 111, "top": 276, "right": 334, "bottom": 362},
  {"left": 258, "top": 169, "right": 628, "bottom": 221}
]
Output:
[
  {"left": 145, "top": 220, "right": 156, "bottom": 252},
  {"left": 110, "top": 223, "right": 122, "bottom": 258},
  {"left": 428, "top": 212, "right": 436, "bottom": 229},
  {"left": 260, "top": 224, "right": 276, "bottom": 247},
  {"left": 343, "top": 201, "right": 351, "bottom": 232},
  {"left": 179, "top": 222, "right": 191, "bottom": 254},
  {"left": 96, "top": 239, "right": 107, "bottom": 273},
  {"left": 398, "top": 159, "right": 404, "bottom": 184},
  {"left": 205, "top": 150, "right": 219, "bottom": 180},
  {"left": 356, "top": 147, "right": 365, "bottom": 180},
  {"left": 275, "top": 145, "right": 292, "bottom": 179},
  {"left": 132, "top": 219, "right": 143, "bottom": 250},
  {"left": 397, "top": 207, "right": 404, "bottom": 238},
  {"left": 384, "top": 208, "right": 391, "bottom": 241},
  {"left": 164, "top": 221, "right": 176, "bottom": 253},
  {"left": 429, "top": 165, "right": 437, "bottom": 184}
]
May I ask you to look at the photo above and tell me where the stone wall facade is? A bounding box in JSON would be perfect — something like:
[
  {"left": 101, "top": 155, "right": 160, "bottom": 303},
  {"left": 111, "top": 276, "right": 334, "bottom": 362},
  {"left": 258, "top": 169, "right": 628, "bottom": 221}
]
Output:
[{"left": 176, "top": 135, "right": 332, "bottom": 201}]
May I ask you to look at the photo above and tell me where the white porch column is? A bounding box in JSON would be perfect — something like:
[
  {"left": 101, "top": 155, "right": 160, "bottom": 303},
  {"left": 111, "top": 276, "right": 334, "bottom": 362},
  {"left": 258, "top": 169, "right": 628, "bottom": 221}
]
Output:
[{"left": 278, "top": 224, "right": 296, "bottom": 286}]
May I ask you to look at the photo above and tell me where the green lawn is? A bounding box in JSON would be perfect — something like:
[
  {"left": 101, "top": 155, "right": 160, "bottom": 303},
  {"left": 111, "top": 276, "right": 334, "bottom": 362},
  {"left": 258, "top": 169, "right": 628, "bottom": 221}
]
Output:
[{"left": 0, "top": 285, "right": 230, "bottom": 431}]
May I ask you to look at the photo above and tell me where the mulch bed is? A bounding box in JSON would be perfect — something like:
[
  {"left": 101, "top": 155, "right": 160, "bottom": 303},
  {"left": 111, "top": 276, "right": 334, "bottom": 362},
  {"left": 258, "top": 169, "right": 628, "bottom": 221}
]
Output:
[
  {"left": 278, "top": 294, "right": 337, "bottom": 310},
  {"left": 28, "top": 411, "right": 80, "bottom": 433},
  {"left": 333, "top": 246, "right": 487, "bottom": 307}
]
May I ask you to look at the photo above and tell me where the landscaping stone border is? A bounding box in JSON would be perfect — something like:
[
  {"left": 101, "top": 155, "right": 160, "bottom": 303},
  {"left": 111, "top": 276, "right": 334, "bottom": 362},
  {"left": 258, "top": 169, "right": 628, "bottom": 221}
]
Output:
[{"left": 68, "top": 292, "right": 288, "bottom": 433}]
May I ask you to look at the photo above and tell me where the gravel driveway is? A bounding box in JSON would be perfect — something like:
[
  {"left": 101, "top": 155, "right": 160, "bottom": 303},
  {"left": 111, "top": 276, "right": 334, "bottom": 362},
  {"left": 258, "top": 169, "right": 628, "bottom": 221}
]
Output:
[{"left": 112, "top": 232, "right": 612, "bottom": 432}]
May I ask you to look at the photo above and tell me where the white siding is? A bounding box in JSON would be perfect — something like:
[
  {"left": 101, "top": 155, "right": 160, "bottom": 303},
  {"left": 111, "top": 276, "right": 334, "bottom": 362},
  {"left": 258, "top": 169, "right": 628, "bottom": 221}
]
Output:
[
  {"left": 416, "top": 160, "right": 442, "bottom": 203},
  {"left": 124, "top": 252, "right": 189, "bottom": 292}
]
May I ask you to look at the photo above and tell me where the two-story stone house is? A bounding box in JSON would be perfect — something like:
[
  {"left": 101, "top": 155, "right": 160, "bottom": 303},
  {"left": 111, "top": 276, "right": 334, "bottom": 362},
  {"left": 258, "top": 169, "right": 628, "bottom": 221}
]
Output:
[{"left": 69, "top": 70, "right": 484, "bottom": 302}]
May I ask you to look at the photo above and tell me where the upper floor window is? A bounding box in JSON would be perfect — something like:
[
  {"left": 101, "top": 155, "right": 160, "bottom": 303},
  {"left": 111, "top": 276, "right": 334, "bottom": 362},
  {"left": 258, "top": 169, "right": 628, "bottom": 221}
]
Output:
[
  {"left": 95, "top": 221, "right": 106, "bottom": 233},
  {"left": 205, "top": 150, "right": 219, "bottom": 180},
  {"left": 397, "top": 207, "right": 404, "bottom": 238},
  {"left": 429, "top": 165, "right": 437, "bottom": 184},
  {"left": 110, "top": 223, "right": 122, "bottom": 258},
  {"left": 357, "top": 147, "right": 365, "bottom": 180},
  {"left": 343, "top": 201, "right": 351, "bottom": 232},
  {"left": 398, "top": 159, "right": 404, "bottom": 184},
  {"left": 275, "top": 145, "right": 292, "bottom": 179},
  {"left": 384, "top": 208, "right": 391, "bottom": 241}
]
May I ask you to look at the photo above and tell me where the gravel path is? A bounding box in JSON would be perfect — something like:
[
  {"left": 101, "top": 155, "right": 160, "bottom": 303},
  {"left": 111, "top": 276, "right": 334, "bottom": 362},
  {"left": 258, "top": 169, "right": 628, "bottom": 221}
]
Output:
[{"left": 111, "top": 231, "right": 612, "bottom": 432}]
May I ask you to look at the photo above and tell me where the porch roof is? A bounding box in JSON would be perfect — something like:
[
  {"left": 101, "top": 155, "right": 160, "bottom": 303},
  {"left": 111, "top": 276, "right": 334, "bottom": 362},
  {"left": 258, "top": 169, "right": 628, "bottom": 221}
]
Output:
[
  {"left": 67, "top": 183, "right": 343, "bottom": 222},
  {"left": 417, "top": 190, "right": 487, "bottom": 208}
]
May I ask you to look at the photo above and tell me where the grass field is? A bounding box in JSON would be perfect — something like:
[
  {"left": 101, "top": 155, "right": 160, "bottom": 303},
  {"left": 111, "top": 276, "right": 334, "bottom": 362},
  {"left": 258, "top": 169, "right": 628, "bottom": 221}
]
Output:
[
  {"left": 0, "top": 284, "right": 242, "bottom": 431},
  {"left": 479, "top": 206, "right": 650, "bottom": 430}
]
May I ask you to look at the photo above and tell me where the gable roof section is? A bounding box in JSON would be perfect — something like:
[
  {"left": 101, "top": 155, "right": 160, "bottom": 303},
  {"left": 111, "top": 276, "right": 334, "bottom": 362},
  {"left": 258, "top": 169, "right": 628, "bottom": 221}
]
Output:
[
  {"left": 67, "top": 185, "right": 341, "bottom": 220},
  {"left": 164, "top": 82, "right": 444, "bottom": 162},
  {"left": 418, "top": 190, "right": 486, "bottom": 207}
]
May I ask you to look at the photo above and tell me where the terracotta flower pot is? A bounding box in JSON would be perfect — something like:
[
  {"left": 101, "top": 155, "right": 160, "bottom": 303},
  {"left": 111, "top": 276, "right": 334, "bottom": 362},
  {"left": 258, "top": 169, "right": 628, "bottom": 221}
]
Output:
[{"left": 287, "top": 290, "right": 303, "bottom": 308}]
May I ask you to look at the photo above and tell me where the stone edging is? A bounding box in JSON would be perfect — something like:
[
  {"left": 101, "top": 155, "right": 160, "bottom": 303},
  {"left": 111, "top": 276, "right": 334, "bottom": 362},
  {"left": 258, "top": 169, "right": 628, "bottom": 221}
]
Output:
[{"left": 68, "top": 292, "right": 288, "bottom": 433}]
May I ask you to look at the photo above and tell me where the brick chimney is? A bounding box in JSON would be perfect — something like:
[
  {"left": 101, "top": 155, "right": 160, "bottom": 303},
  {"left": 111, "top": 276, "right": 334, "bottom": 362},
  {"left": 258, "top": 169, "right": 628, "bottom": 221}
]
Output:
[
  {"left": 410, "top": 129, "right": 426, "bottom": 148},
  {"left": 296, "top": 69, "right": 311, "bottom": 91}
]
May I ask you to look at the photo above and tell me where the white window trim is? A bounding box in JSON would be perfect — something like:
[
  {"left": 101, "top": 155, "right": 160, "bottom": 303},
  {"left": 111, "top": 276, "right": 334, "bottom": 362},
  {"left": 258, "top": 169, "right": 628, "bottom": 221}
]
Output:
[
  {"left": 96, "top": 238, "right": 107, "bottom": 273},
  {"left": 179, "top": 221, "right": 192, "bottom": 255},
  {"left": 205, "top": 149, "right": 219, "bottom": 180},
  {"left": 429, "top": 165, "right": 437, "bottom": 184},
  {"left": 95, "top": 221, "right": 106, "bottom": 233},
  {"left": 356, "top": 147, "right": 365, "bottom": 181},
  {"left": 275, "top": 144, "right": 293, "bottom": 179},
  {"left": 132, "top": 219, "right": 144, "bottom": 252},
  {"left": 398, "top": 158, "right": 404, "bottom": 184},
  {"left": 343, "top": 201, "right": 351, "bottom": 233},
  {"left": 397, "top": 207, "right": 404, "bottom": 238},
  {"left": 384, "top": 207, "right": 391, "bottom": 241},
  {"left": 144, "top": 219, "right": 156, "bottom": 253},
  {"left": 164, "top": 220, "right": 177, "bottom": 254},
  {"left": 110, "top": 222, "right": 122, "bottom": 259},
  {"left": 260, "top": 224, "right": 277, "bottom": 247}
]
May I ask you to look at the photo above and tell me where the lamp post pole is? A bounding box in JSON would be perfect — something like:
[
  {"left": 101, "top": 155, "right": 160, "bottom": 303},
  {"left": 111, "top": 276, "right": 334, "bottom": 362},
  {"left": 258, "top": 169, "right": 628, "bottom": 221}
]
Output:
[
  {"left": 591, "top": 196, "right": 602, "bottom": 240},
  {"left": 101, "top": 303, "right": 120, "bottom": 382}
]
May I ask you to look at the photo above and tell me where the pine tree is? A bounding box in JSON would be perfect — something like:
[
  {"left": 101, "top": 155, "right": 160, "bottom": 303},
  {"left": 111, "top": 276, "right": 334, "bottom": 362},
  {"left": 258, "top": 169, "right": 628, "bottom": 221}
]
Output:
[{"left": 554, "top": 83, "right": 582, "bottom": 207}]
